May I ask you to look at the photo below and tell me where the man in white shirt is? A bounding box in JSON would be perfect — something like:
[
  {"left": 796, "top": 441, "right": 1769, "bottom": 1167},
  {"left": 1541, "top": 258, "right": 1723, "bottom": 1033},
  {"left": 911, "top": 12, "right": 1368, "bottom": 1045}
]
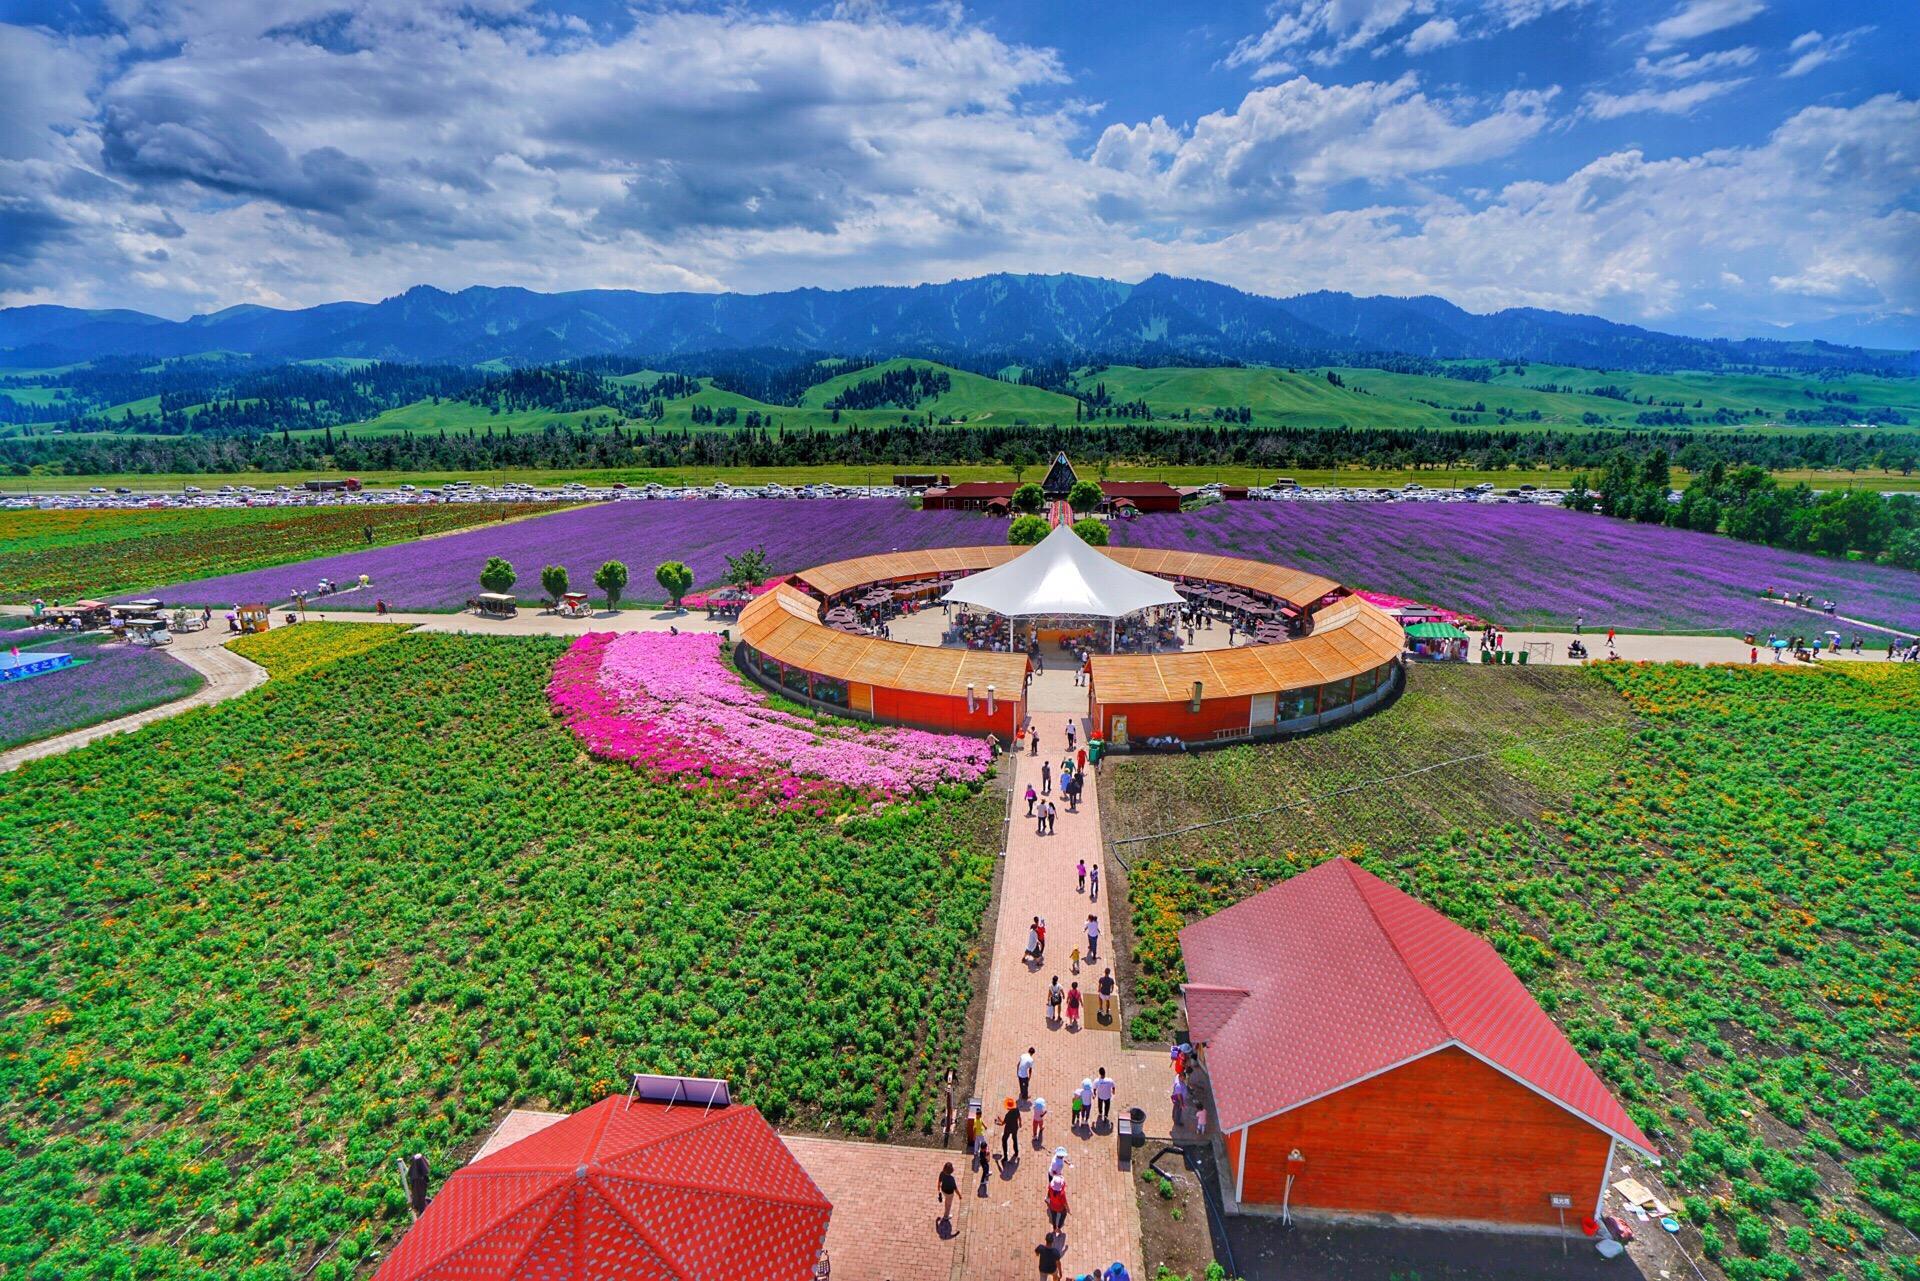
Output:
[
  {"left": 1093, "top": 1069, "right": 1115, "bottom": 1126},
  {"left": 1018, "top": 1047, "right": 1035, "bottom": 1103},
  {"left": 1084, "top": 914, "right": 1100, "bottom": 961}
]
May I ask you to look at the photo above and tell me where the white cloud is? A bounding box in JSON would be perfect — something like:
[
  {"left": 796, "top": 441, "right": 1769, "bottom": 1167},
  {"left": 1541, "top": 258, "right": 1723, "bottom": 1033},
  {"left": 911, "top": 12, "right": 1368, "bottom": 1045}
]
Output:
[
  {"left": 1227, "top": 0, "right": 1430, "bottom": 73},
  {"left": 1783, "top": 27, "right": 1873, "bottom": 77},
  {"left": 1584, "top": 78, "right": 1748, "bottom": 119},
  {"left": 1635, "top": 46, "right": 1757, "bottom": 79},
  {"left": 1645, "top": 0, "right": 1765, "bottom": 51},
  {"left": 1094, "top": 75, "right": 1557, "bottom": 223},
  {"left": 1403, "top": 17, "right": 1461, "bottom": 53},
  {"left": 1, "top": 4, "right": 1915, "bottom": 341}
]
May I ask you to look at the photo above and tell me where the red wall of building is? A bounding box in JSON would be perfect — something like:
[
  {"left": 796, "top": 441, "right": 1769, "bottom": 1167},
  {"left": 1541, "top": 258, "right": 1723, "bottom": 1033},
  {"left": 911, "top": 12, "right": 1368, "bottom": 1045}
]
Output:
[
  {"left": 1093, "top": 695, "right": 1252, "bottom": 742},
  {"left": 871, "top": 686, "right": 1022, "bottom": 738},
  {"left": 1232, "top": 1047, "right": 1612, "bottom": 1227}
]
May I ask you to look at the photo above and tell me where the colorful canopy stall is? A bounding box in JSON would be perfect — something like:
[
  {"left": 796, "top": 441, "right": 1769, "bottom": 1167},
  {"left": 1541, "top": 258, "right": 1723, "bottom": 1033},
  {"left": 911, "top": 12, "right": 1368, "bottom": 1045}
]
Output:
[
  {"left": 373, "top": 1094, "right": 831, "bottom": 1281},
  {"left": 1403, "top": 620, "right": 1470, "bottom": 662},
  {"left": 1183, "top": 858, "right": 1654, "bottom": 1229}
]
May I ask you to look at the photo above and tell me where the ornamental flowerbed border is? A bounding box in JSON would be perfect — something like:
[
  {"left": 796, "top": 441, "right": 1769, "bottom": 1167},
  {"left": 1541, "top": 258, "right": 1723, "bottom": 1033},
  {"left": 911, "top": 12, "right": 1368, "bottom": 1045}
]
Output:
[{"left": 549, "top": 630, "right": 993, "bottom": 810}]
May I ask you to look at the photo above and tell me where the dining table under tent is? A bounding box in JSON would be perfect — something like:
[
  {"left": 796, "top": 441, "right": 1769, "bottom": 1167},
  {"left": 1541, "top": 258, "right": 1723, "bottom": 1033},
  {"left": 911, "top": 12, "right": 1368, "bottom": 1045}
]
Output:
[{"left": 940, "top": 521, "right": 1185, "bottom": 653}]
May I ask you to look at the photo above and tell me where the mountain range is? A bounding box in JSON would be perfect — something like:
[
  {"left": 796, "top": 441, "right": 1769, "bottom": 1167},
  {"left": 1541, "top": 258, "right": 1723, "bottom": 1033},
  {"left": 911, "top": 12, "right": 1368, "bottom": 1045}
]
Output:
[{"left": 4, "top": 273, "right": 1913, "bottom": 375}]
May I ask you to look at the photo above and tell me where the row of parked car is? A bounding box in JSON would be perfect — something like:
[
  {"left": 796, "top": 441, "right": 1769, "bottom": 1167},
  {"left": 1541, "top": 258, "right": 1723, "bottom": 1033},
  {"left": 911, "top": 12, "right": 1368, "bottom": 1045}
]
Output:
[{"left": 7, "top": 476, "right": 1573, "bottom": 511}]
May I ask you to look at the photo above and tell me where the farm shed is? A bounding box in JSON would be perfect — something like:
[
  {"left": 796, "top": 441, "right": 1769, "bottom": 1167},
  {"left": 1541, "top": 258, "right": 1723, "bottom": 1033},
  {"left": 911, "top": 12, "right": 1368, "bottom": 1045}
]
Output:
[
  {"left": 1183, "top": 858, "right": 1654, "bottom": 1231},
  {"left": 373, "top": 1092, "right": 831, "bottom": 1280}
]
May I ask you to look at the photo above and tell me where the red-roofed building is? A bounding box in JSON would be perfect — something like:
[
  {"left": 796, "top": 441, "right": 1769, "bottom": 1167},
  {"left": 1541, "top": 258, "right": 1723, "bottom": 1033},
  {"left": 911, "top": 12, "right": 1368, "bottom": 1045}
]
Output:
[
  {"left": 373, "top": 1094, "right": 831, "bottom": 1280},
  {"left": 1182, "top": 857, "right": 1653, "bottom": 1231},
  {"left": 920, "top": 481, "right": 1018, "bottom": 512},
  {"left": 1097, "top": 482, "right": 1182, "bottom": 514}
]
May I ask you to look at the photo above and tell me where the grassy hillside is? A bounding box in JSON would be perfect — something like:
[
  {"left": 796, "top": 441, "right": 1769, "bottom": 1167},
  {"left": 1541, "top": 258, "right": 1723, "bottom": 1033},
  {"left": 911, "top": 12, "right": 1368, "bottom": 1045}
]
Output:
[
  {"left": 1471, "top": 362, "right": 1920, "bottom": 417},
  {"left": 799, "top": 358, "right": 1080, "bottom": 420}
]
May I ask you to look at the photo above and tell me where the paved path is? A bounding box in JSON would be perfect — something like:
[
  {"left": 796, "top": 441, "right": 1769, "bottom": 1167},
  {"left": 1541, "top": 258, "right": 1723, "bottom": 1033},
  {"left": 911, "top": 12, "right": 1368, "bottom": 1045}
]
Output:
[
  {"left": 957, "top": 667, "right": 1165, "bottom": 1281},
  {"left": 0, "top": 624, "right": 267, "bottom": 772},
  {"left": 1498, "top": 630, "right": 1886, "bottom": 666}
]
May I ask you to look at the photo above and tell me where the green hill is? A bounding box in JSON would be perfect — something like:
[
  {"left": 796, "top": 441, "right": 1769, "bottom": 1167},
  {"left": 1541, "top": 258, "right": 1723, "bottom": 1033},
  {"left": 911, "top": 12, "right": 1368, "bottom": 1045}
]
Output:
[{"left": 799, "top": 358, "right": 1079, "bottom": 421}]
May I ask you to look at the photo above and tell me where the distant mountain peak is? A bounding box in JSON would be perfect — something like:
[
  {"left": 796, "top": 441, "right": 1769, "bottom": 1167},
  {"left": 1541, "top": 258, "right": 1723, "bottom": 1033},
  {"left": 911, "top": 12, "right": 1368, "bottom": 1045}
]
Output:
[{"left": 1, "top": 273, "right": 1911, "bottom": 373}]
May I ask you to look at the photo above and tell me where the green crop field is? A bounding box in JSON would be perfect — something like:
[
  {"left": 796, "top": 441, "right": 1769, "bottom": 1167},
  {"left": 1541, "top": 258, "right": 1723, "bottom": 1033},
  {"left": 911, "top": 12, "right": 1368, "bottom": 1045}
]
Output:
[
  {"left": 0, "top": 624, "right": 1001, "bottom": 1279},
  {"left": 1105, "top": 662, "right": 1920, "bottom": 1280}
]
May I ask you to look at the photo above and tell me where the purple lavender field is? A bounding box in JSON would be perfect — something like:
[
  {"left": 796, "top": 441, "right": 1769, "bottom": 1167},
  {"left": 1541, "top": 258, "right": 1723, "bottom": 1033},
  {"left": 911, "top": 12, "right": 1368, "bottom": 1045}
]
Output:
[
  {"left": 141, "top": 500, "right": 1001, "bottom": 611},
  {"left": 1112, "top": 502, "right": 1920, "bottom": 635},
  {"left": 0, "top": 634, "right": 206, "bottom": 751},
  {"left": 134, "top": 497, "right": 1917, "bottom": 634}
]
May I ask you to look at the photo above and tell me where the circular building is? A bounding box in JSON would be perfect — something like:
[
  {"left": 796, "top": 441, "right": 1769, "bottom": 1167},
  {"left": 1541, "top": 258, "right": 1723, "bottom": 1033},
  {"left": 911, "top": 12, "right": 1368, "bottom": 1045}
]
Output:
[{"left": 734, "top": 532, "right": 1404, "bottom": 750}]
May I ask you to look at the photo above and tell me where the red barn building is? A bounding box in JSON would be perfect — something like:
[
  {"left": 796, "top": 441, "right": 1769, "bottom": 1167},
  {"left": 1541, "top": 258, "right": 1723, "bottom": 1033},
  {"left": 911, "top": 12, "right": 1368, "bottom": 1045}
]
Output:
[
  {"left": 1183, "top": 858, "right": 1654, "bottom": 1231},
  {"left": 1098, "top": 481, "right": 1183, "bottom": 513},
  {"left": 919, "top": 481, "right": 1018, "bottom": 512}
]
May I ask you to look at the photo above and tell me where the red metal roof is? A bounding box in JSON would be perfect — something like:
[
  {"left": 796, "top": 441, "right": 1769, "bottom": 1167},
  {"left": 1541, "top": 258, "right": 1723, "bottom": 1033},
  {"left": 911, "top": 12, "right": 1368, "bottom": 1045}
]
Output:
[
  {"left": 1097, "top": 482, "right": 1182, "bottom": 497},
  {"left": 373, "top": 1096, "right": 831, "bottom": 1281},
  {"left": 1179, "top": 858, "right": 1653, "bottom": 1153}
]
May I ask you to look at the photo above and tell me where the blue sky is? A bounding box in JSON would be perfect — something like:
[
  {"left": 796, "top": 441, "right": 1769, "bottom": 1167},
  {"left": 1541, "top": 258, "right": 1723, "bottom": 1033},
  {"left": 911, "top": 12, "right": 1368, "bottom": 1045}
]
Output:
[{"left": 0, "top": 0, "right": 1914, "bottom": 343}]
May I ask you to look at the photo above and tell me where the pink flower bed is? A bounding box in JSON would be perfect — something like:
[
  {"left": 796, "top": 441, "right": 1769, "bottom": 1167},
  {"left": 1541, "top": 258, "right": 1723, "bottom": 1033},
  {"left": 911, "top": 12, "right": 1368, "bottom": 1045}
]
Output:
[
  {"left": 550, "top": 631, "right": 993, "bottom": 808},
  {"left": 680, "top": 575, "right": 794, "bottom": 609},
  {"left": 1351, "top": 590, "right": 1484, "bottom": 628}
]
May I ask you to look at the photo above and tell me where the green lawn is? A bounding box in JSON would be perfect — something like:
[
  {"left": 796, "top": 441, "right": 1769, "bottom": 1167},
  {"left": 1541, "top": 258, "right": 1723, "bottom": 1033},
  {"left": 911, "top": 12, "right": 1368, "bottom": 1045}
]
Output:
[
  {"left": 0, "top": 624, "right": 1000, "bottom": 1279},
  {"left": 800, "top": 358, "right": 1082, "bottom": 421},
  {"left": 1108, "top": 661, "right": 1920, "bottom": 1280}
]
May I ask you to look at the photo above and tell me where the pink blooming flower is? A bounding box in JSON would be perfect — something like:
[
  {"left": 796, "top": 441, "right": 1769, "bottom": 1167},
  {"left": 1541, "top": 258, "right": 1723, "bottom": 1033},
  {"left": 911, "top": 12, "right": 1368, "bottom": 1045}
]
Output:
[{"left": 549, "top": 632, "right": 992, "bottom": 808}]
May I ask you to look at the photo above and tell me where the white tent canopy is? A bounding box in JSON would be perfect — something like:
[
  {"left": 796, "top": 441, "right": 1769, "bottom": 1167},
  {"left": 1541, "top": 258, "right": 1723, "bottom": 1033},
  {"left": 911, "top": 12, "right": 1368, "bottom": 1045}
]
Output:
[{"left": 942, "top": 523, "right": 1184, "bottom": 619}]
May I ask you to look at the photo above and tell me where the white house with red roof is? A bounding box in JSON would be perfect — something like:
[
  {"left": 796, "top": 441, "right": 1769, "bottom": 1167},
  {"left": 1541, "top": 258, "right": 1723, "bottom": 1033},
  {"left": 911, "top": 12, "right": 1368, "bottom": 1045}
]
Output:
[{"left": 1181, "top": 857, "right": 1655, "bottom": 1231}]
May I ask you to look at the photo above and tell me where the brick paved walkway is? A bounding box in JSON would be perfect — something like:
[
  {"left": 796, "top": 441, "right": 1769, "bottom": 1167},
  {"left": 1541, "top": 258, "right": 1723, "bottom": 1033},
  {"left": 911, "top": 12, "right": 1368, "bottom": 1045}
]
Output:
[
  {"left": 783, "top": 1136, "right": 964, "bottom": 1281},
  {"left": 955, "top": 667, "right": 1156, "bottom": 1281}
]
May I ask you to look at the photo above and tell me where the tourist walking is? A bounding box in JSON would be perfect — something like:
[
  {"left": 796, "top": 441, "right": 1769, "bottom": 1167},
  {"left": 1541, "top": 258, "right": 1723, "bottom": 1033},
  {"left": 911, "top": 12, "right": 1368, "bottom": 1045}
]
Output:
[
  {"left": 1171, "top": 1074, "right": 1190, "bottom": 1127},
  {"left": 1066, "top": 720, "right": 1077, "bottom": 751},
  {"left": 1026, "top": 783, "right": 1037, "bottom": 816},
  {"left": 1018, "top": 1047, "right": 1035, "bottom": 1102},
  {"left": 1089, "top": 864, "right": 1099, "bottom": 902},
  {"left": 1048, "top": 976, "right": 1064, "bottom": 1024},
  {"left": 1076, "top": 746, "right": 1087, "bottom": 776},
  {"left": 403, "top": 1154, "right": 431, "bottom": 1221},
  {"left": 1029, "top": 724, "right": 1039, "bottom": 756},
  {"left": 1085, "top": 914, "right": 1100, "bottom": 961},
  {"left": 1076, "top": 860, "right": 1087, "bottom": 893},
  {"left": 937, "top": 1162, "right": 958, "bottom": 1228},
  {"left": 1024, "top": 918, "right": 1041, "bottom": 962},
  {"left": 1095, "top": 1068, "right": 1114, "bottom": 1124},
  {"left": 1066, "top": 982, "right": 1082, "bottom": 1029},
  {"left": 1031, "top": 1096, "right": 1047, "bottom": 1145},
  {"left": 1041, "top": 760, "right": 1052, "bottom": 795},
  {"left": 965, "top": 1106, "right": 987, "bottom": 1181},
  {"left": 1036, "top": 802, "right": 1047, "bottom": 836},
  {"left": 1001, "top": 1097, "right": 1022, "bottom": 1162},
  {"left": 1035, "top": 1236, "right": 1064, "bottom": 1279},
  {"left": 1046, "top": 1176, "right": 1069, "bottom": 1233},
  {"left": 1036, "top": 918, "right": 1047, "bottom": 959},
  {"left": 1097, "top": 968, "right": 1115, "bottom": 1023},
  {"left": 1045, "top": 800, "right": 1058, "bottom": 834},
  {"left": 1077, "top": 1078, "right": 1095, "bottom": 1132}
]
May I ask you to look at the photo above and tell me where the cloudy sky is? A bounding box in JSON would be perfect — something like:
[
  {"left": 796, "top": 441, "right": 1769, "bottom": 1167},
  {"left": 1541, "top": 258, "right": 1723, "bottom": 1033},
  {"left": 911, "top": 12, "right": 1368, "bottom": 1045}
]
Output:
[{"left": 2, "top": 0, "right": 1915, "bottom": 340}]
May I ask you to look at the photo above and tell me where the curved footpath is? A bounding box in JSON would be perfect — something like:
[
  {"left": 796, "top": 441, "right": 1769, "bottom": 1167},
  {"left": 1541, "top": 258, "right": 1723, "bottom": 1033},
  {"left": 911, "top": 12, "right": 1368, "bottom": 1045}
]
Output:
[{"left": 0, "top": 624, "right": 268, "bottom": 773}]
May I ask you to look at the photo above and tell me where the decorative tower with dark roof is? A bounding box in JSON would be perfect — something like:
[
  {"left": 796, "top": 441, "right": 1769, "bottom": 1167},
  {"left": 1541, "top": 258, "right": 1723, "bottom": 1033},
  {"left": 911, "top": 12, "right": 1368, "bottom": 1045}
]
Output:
[{"left": 1040, "top": 452, "right": 1078, "bottom": 500}]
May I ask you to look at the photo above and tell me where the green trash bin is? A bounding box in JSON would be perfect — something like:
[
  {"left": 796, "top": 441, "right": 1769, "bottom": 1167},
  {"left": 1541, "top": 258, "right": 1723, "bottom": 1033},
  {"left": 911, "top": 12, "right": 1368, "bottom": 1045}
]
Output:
[
  {"left": 1089, "top": 739, "right": 1104, "bottom": 765},
  {"left": 1481, "top": 650, "right": 1494, "bottom": 665},
  {"left": 1517, "top": 648, "right": 1528, "bottom": 665},
  {"left": 1503, "top": 649, "right": 1514, "bottom": 665}
]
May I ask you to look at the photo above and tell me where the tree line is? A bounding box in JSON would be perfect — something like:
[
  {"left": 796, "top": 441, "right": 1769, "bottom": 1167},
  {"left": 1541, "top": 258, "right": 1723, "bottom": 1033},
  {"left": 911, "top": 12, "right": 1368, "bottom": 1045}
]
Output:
[
  {"left": 1566, "top": 454, "right": 1920, "bottom": 568},
  {"left": 7, "top": 419, "right": 1918, "bottom": 481}
]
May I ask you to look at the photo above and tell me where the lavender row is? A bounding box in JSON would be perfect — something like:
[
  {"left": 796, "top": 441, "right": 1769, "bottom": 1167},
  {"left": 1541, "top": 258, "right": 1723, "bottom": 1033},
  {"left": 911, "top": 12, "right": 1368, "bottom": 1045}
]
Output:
[
  {"left": 1111, "top": 503, "right": 1920, "bottom": 635},
  {"left": 1, "top": 636, "right": 207, "bottom": 751},
  {"left": 139, "top": 500, "right": 1002, "bottom": 612}
]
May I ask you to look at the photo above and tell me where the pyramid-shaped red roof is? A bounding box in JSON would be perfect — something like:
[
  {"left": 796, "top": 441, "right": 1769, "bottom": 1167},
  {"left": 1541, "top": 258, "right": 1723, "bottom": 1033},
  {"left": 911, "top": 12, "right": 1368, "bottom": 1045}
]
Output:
[
  {"left": 1179, "top": 857, "right": 1654, "bottom": 1153},
  {"left": 374, "top": 1096, "right": 832, "bottom": 1281}
]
